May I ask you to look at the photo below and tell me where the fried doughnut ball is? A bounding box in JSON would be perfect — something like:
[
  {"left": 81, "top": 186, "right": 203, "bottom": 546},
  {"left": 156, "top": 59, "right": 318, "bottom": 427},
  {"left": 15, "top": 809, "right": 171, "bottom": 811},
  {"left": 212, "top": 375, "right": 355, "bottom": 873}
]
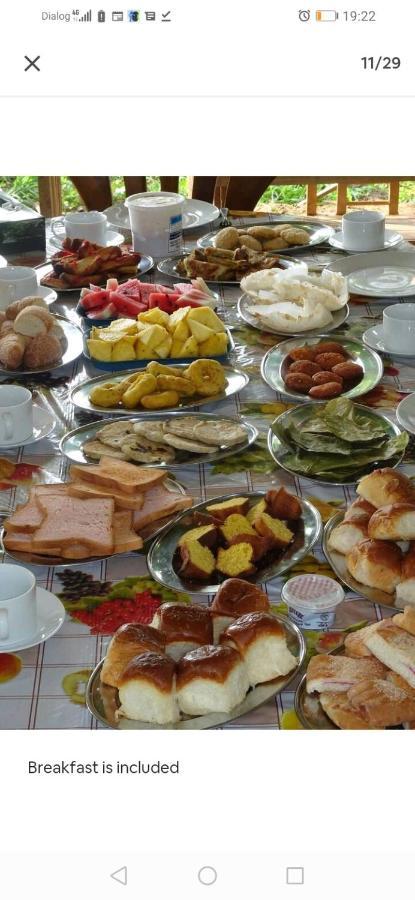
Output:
[
  {"left": 284, "top": 372, "right": 313, "bottom": 393},
  {"left": 23, "top": 333, "right": 62, "bottom": 368},
  {"left": 289, "top": 360, "right": 321, "bottom": 376},
  {"left": 314, "top": 352, "right": 346, "bottom": 370},
  {"left": 185, "top": 359, "right": 226, "bottom": 396},
  {"left": 312, "top": 371, "right": 343, "bottom": 387},
  {"left": 288, "top": 346, "right": 317, "bottom": 362},
  {"left": 156, "top": 375, "right": 196, "bottom": 396},
  {"left": 314, "top": 342, "right": 347, "bottom": 357}
]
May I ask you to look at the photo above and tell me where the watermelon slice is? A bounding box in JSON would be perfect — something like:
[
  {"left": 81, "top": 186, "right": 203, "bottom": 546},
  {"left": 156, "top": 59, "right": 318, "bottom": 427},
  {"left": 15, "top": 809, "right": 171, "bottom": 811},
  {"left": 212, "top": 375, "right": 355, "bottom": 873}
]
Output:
[{"left": 87, "top": 302, "right": 117, "bottom": 320}]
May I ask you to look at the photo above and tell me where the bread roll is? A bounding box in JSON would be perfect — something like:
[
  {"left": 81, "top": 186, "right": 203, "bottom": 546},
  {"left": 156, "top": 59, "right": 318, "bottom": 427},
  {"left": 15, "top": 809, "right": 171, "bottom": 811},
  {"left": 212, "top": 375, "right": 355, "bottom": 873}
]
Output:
[
  {"left": 117, "top": 652, "right": 179, "bottom": 724},
  {"left": 210, "top": 578, "right": 270, "bottom": 642},
  {"left": 6, "top": 296, "right": 48, "bottom": 320},
  {"left": 357, "top": 467, "right": 415, "bottom": 509},
  {"left": 101, "top": 623, "right": 166, "bottom": 688},
  {"left": 151, "top": 602, "right": 213, "bottom": 661},
  {"left": 176, "top": 644, "right": 249, "bottom": 715},
  {"left": 368, "top": 502, "right": 415, "bottom": 541},
  {"left": 214, "top": 227, "right": 240, "bottom": 250},
  {"left": 328, "top": 519, "right": 368, "bottom": 555},
  {"left": 23, "top": 333, "right": 62, "bottom": 368},
  {"left": 14, "top": 306, "right": 52, "bottom": 336},
  {"left": 347, "top": 539, "right": 402, "bottom": 594},
  {"left": 221, "top": 612, "right": 297, "bottom": 685},
  {"left": 343, "top": 497, "right": 376, "bottom": 522},
  {"left": 0, "top": 332, "right": 27, "bottom": 369}
]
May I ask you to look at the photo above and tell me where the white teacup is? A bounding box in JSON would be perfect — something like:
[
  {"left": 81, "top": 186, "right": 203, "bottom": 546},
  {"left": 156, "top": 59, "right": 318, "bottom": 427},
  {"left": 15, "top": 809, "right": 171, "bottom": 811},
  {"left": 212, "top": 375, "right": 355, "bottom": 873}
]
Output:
[
  {"left": 0, "top": 266, "right": 38, "bottom": 311},
  {"left": 342, "top": 210, "right": 385, "bottom": 252},
  {"left": 125, "top": 191, "right": 185, "bottom": 257},
  {"left": 0, "top": 385, "right": 33, "bottom": 445},
  {"left": 51, "top": 210, "right": 108, "bottom": 245},
  {"left": 383, "top": 303, "right": 415, "bottom": 355},
  {"left": 0, "top": 564, "right": 37, "bottom": 645}
]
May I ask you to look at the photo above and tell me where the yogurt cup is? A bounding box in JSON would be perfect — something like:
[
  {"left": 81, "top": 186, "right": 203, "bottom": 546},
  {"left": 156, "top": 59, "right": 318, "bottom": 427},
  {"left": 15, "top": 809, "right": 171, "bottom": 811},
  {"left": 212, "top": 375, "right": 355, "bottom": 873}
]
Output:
[
  {"left": 282, "top": 574, "right": 344, "bottom": 631},
  {"left": 125, "top": 191, "right": 185, "bottom": 258}
]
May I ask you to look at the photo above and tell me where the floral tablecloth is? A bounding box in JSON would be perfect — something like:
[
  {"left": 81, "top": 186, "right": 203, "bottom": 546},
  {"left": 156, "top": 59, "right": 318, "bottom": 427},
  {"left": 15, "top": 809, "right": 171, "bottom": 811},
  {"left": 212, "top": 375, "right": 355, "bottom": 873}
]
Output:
[{"left": 1, "top": 225, "right": 415, "bottom": 729}]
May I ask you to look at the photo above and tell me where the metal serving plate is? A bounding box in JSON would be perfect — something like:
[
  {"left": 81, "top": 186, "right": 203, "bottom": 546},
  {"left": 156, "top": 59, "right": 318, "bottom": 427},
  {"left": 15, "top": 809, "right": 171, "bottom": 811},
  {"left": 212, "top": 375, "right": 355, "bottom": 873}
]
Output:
[
  {"left": 157, "top": 254, "right": 298, "bottom": 285},
  {"left": 238, "top": 294, "right": 349, "bottom": 337},
  {"left": 38, "top": 256, "right": 154, "bottom": 293},
  {"left": 86, "top": 612, "right": 306, "bottom": 730},
  {"left": 323, "top": 511, "right": 404, "bottom": 612},
  {"left": 0, "top": 478, "right": 189, "bottom": 568},
  {"left": 0, "top": 316, "right": 83, "bottom": 376},
  {"left": 146, "top": 490, "right": 321, "bottom": 595},
  {"left": 82, "top": 326, "right": 235, "bottom": 372},
  {"left": 268, "top": 405, "right": 405, "bottom": 486},
  {"left": 295, "top": 674, "right": 337, "bottom": 730},
  {"left": 60, "top": 412, "right": 258, "bottom": 468},
  {"left": 70, "top": 363, "right": 249, "bottom": 417},
  {"left": 261, "top": 333, "right": 383, "bottom": 403},
  {"left": 197, "top": 218, "right": 334, "bottom": 253}
]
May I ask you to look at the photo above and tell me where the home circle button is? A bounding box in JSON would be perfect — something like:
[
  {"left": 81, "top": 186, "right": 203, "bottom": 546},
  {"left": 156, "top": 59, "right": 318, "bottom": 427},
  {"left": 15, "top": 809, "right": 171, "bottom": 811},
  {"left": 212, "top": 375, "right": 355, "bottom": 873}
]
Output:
[{"left": 198, "top": 866, "right": 218, "bottom": 886}]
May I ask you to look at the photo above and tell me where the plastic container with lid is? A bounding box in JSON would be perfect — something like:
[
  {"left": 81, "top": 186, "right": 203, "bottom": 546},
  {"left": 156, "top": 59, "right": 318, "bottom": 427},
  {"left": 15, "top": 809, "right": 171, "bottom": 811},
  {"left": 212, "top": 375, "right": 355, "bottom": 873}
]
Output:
[{"left": 282, "top": 574, "right": 344, "bottom": 631}]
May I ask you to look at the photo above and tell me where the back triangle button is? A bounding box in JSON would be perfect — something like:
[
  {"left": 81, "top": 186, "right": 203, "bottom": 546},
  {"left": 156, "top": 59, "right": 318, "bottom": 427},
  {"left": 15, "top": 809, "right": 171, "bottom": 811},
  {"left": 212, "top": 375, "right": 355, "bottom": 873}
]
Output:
[{"left": 110, "top": 867, "right": 128, "bottom": 886}]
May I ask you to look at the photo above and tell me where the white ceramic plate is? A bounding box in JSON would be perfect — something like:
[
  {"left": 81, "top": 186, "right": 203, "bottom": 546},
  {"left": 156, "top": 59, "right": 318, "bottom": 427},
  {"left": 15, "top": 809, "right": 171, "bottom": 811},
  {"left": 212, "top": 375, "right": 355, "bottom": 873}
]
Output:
[
  {"left": 238, "top": 294, "right": 349, "bottom": 336},
  {"left": 362, "top": 324, "right": 415, "bottom": 359},
  {"left": 397, "top": 393, "right": 415, "bottom": 434},
  {"left": 105, "top": 199, "right": 220, "bottom": 233},
  {"left": 326, "top": 251, "right": 415, "bottom": 298},
  {"left": 0, "top": 255, "right": 6, "bottom": 267},
  {"left": 0, "top": 588, "right": 65, "bottom": 652},
  {"left": 329, "top": 229, "right": 403, "bottom": 252},
  {"left": 50, "top": 228, "right": 124, "bottom": 250},
  {"left": 0, "top": 406, "right": 55, "bottom": 449}
]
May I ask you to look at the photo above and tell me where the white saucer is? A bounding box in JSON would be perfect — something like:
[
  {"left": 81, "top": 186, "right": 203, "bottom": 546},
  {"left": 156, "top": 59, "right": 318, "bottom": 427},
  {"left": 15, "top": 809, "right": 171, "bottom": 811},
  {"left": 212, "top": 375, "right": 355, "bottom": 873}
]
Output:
[
  {"left": 397, "top": 394, "right": 415, "bottom": 435},
  {"left": 0, "top": 406, "right": 56, "bottom": 449},
  {"left": 50, "top": 229, "right": 124, "bottom": 250},
  {"left": 0, "top": 255, "right": 6, "bottom": 268},
  {"left": 34, "top": 284, "right": 58, "bottom": 306},
  {"left": 362, "top": 324, "right": 415, "bottom": 358},
  {"left": 329, "top": 229, "right": 403, "bottom": 252},
  {"left": 0, "top": 588, "right": 65, "bottom": 652}
]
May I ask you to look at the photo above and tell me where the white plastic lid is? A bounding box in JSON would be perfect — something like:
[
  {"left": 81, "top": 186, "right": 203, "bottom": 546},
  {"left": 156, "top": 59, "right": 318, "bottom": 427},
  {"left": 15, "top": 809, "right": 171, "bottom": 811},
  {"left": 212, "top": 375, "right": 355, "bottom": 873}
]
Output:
[{"left": 282, "top": 574, "right": 344, "bottom": 612}]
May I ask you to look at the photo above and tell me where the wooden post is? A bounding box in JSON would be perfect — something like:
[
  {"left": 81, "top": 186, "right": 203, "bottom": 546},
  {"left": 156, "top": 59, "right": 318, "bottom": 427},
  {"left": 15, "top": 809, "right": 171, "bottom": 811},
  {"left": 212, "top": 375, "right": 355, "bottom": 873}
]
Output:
[
  {"left": 336, "top": 182, "right": 348, "bottom": 215},
  {"left": 306, "top": 182, "right": 318, "bottom": 216},
  {"left": 38, "top": 177, "right": 62, "bottom": 217},
  {"left": 389, "top": 180, "right": 400, "bottom": 215}
]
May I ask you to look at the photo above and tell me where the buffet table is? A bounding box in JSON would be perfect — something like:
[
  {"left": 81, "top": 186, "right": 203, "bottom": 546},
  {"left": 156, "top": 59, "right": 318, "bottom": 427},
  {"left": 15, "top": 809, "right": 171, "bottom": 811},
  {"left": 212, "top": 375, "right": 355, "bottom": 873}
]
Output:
[{"left": 1, "top": 223, "right": 415, "bottom": 729}]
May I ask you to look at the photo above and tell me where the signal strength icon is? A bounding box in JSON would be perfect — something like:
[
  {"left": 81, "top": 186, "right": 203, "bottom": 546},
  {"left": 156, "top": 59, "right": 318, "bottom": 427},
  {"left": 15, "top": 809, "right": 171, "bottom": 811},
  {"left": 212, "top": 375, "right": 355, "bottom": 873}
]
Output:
[{"left": 79, "top": 9, "right": 92, "bottom": 20}]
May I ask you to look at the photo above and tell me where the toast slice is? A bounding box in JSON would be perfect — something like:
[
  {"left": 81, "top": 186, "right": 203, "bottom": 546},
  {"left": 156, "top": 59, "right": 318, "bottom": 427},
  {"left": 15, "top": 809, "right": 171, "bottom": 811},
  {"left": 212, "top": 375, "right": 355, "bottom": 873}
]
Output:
[
  {"left": 32, "top": 495, "right": 115, "bottom": 555},
  {"left": 67, "top": 479, "right": 144, "bottom": 510},
  {"left": 70, "top": 460, "right": 166, "bottom": 496},
  {"left": 393, "top": 606, "right": 415, "bottom": 637},
  {"left": 3, "top": 531, "right": 37, "bottom": 553},
  {"left": 344, "top": 620, "right": 394, "bottom": 658},
  {"left": 348, "top": 677, "right": 415, "bottom": 727},
  {"left": 306, "top": 653, "right": 387, "bottom": 694},
  {"left": 132, "top": 484, "right": 193, "bottom": 532},
  {"left": 4, "top": 484, "right": 70, "bottom": 533},
  {"left": 364, "top": 623, "right": 415, "bottom": 689},
  {"left": 113, "top": 510, "right": 143, "bottom": 553}
]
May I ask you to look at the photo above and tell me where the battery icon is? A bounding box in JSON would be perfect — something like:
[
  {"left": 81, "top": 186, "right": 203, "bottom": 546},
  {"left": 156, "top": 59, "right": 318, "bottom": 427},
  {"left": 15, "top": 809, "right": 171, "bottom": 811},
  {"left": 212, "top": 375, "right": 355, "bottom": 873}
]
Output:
[
  {"left": 316, "top": 10, "right": 338, "bottom": 20},
  {"left": 97, "top": 9, "right": 106, "bottom": 21}
]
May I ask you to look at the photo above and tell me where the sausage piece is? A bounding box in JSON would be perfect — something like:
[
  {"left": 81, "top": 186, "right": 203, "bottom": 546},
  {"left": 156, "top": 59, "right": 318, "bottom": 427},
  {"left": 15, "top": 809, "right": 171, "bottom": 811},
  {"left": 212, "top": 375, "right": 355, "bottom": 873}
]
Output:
[
  {"left": 314, "top": 342, "right": 348, "bottom": 357},
  {"left": 314, "top": 352, "right": 346, "bottom": 370},
  {"left": 309, "top": 381, "right": 343, "bottom": 399},
  {"left": 311, "top": 371, "right": 343, "bottom": 387},
  {"left": 288, "top": 360, "right": 321, "bottom": 376},
  {"left": 284, "top": 372, "right": 313, "bottom": 393},
  {"left": 332, "top": 361, "right": 363, "bottom": 380}
]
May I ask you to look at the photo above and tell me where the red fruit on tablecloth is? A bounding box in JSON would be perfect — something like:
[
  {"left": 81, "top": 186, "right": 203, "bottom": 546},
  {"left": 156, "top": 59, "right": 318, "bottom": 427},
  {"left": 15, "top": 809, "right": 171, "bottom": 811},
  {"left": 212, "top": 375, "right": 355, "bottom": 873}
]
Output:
[
  {"left": 74, "top": 591, "right": 161, "bottom": 635},
  {"left": 0, "top": 654, "right": 22, "bottom": 683}
]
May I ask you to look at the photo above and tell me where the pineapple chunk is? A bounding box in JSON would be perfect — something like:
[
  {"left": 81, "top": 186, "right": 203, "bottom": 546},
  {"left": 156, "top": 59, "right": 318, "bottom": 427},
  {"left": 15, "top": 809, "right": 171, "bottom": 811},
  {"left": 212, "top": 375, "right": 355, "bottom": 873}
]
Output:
[
  {"left": 198, "top": 333, "right": 228, "bottom": 356},
  {"left": 112, "top": 339, "right": 137, "bottom": 362},
  {"left": 155, "top": 335, "right": 173, "bottom": 359},
  {"left": 106, "top": 318, "right": 138, "bottom": 334},
  {"left": 138, "top": 308, "right": 170, "bottom": 327},
  {"left": 139, "top": 324, "right": 169, "bottom": 349},
  {"left": 168, "top": 306, "right": 191, "bottom": 329},
  {"left": 186, "top": 306, "right": 226, "bottom": 332},
  {"left": 173, "top": 320, "right": 190, "bottom": 343},
  {"left": 135, "top": 339, "right": 152, "bottom": 360},
  {"left": 176, "top": 335, "right": 199, "bottom": 357},
  {"left": 86, "top": 338, "right": 113, "bottom": 362},
  {"left": 171, "top": 340, "right": 185, "bottom": 357},
  {"left": 187, "top": 319, "right": 215, "bottom": 342}
]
